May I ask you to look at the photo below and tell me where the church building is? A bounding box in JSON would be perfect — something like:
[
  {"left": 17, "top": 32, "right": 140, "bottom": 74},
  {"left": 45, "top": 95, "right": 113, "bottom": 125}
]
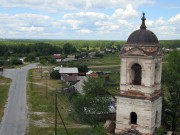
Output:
[{"left": 115, "top": 13, "right": 163, "bottom": 134}]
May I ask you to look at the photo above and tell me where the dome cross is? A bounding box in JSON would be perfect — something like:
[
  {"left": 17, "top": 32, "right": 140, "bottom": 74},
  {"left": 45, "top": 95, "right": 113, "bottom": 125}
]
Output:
[{"left": 140, "top": 12, "right": 147, "bottom": 29}]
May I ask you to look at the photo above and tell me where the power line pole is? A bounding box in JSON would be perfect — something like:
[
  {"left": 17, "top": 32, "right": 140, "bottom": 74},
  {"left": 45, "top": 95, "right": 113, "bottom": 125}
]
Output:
[
  {"left": 57, "top": 108, "right": 69, "bottom": 135},
  {"left": 54, "top": 88, "right": 69, "bottom": 135},
  {"left": 43, "top": 70, "right": 49, "bottom": 99},
  {"left": 54, "top": 89, "right": 57, "bottom": 135},
  {"left": 45, "top": 73, "right": 48, "bottom": 99}
]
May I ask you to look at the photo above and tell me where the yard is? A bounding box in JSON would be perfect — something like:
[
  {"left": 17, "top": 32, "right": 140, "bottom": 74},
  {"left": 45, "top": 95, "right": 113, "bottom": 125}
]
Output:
[{"left": 26, "top": 68, "right": 91, "bottom": 135}]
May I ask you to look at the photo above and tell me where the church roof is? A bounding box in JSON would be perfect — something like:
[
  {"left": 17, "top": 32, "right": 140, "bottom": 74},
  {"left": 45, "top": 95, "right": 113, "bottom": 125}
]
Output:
[
  {"left": 121, "top": 13, "right": 163, "bottom": 57},
  {"left": 126, "top": 13, "right": 159, "bottom": 46},
  {"left": 126, "top": 29, "right": 158, "bottom": 45},
  {"left": 126, "top": 13, "right": 159, "bottom": 45}
]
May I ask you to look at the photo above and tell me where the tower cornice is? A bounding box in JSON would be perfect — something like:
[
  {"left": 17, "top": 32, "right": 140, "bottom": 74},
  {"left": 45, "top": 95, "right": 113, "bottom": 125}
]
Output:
[{"left": 117, "top": 90, "right": 162, "bottom": 101}]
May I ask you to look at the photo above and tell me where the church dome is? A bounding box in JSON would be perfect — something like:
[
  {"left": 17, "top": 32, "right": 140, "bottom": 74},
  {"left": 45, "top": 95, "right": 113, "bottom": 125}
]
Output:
[{"left": 126, "top": 13, "right": 159, "bottom": 45}]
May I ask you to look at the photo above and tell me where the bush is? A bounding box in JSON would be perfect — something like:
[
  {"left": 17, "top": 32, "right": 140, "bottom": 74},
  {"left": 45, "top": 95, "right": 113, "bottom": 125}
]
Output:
[
  {"left": 78, "top": 64, "right": 89, "bottom": 72},
  {"left": 95, "top": 52, "right": 104, "bottom": 58},
  {"left": 155, "top": 127, "right": 164, "bottom": 135},
  {"left": 10, "top": 58, "right": 23, "bottom": 65},
  {"left": 50, "top": 70, "right": 60, "bottom": 79}
]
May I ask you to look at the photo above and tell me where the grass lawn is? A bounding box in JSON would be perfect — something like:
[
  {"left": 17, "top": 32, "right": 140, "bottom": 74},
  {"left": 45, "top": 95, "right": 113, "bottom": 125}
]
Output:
[
  {"left": 26, "top": 68, "right": 91, "bottom": 135},
  {"left": 73, "top": 52, "right": 120, "bottom": 67},
  {"left": 27, "top": 126, "right": 91, "bottom": 135},
  {"left": 0, "top": 77, "right": 11, "bottom": 120}
]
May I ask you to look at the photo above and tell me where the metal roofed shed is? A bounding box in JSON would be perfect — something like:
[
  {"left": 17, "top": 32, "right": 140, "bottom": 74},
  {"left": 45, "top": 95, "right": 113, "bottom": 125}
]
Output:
[{"left": 59, "top": 67, "right": 78, "bottom": 74}]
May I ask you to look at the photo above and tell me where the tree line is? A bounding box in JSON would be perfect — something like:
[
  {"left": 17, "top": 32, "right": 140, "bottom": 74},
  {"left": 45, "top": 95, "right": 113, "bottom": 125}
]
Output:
[{"left": 0, "top": 39, "right": 179, "bottom": 57}]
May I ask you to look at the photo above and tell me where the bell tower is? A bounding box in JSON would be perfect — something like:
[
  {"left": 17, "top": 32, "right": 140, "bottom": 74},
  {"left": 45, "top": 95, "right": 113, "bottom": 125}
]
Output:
[{"left": 115, "top": 13, "right": 163, "bottom": 134}]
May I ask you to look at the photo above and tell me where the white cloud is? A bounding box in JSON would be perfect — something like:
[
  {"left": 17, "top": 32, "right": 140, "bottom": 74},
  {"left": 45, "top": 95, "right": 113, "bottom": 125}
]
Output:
[
  {"left": 0, "top": 13, "right": 59, "bottom": 38},
  {"left": 19, "top": 26, "right": 44, "bottom": 32},
  {"left": 0, "top": 0, "right": 155, "bottom": 13},
  {"left": 0, "top": 1, "right": 179, "bottom": 40},
  {"left": 77, "top": 29, "right": 92, "bottom": 33},
  {"left": 112, "top": 4, "right": 139, "bottom": 19},
  {"left": 155, "top": 17, "right": 166, "bottom": 25},
  {"left": 63, "top": 12, "right": 110, "bottom": 20},
  {"left": 60, "top": 19, "right": 83, "bottom": 30},
  {"left": 168, "top": 14, "right": 180, "bottom": 24}
]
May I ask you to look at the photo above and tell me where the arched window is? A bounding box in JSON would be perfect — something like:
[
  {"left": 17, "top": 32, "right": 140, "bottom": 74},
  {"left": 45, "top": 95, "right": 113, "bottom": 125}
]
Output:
[
  {"left": 155, "top": 111, "right": 158, "bottom": 124},
  {"left": 154, "top": 64, "right": 158, "bottom": 84},
  {"left": 131, "top": 63, "right": 142, "bottom": 85},
  {"left": 130, "top": 112, "right": 137, "bottom": 124}
]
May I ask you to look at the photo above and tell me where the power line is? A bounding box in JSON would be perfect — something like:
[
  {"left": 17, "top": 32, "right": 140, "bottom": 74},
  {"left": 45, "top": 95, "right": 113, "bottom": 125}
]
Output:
[{"left": 54, "top": 89, "right": 69, "bottom": 135}]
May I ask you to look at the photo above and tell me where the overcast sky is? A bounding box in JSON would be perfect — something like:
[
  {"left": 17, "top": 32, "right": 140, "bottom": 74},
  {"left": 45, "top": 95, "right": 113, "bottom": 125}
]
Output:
[{"left": 0, "top": 0, "right": 179, "bottom": 40}]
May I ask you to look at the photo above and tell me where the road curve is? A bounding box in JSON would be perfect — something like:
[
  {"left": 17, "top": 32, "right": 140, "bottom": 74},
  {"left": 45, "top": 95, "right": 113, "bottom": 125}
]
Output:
[{"left": 0, "top": 63, "right": 37, "bottom": 135}]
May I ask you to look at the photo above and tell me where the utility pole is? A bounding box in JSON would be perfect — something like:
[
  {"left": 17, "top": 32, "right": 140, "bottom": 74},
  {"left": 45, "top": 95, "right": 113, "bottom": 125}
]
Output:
[
  {"left": 43, "top": 70, "right": 49, "bottom": 99},
  {"left": 41, "top": 65, "right": 43, "bottom": 79},
  {"left": 54, "top": 88, "right": 69, "bottom": 135},
  {"left": 45, "top": 73, "right": 47, "bottom": 98},
  {"left": 54, "top": 89, "right": 57, "bottom": 135}
]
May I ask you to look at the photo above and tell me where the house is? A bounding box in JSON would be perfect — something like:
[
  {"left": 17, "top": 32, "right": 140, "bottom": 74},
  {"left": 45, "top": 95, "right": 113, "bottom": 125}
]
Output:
[
  {"left": 99, "top": 50, "right": 105, "bottom": 54},
  {"left": 59, "top": 67, "right": 78, "bottom": 75},
  {"left": 86, "top": 70, "right": 98, "bottom": 78},
  {"left": 63, "top": 55, "right": 76, "bottom": 62},
  {"left": 61, "top": 74, "right": 77, "bottom": 84},
  {"left": 73, "top": 76, "right": 87, "bottom": 94},
  {"left": 52, "top": 54, "right": 61, "bottom": 62},
  {"left": 53, "top": 66, "right": 78, "bottom": 81},
  {"left": 52, "top": 54, "right": 61, "bottom": 59},
  {"left": 105, "top": 48, "right": 112, "bottom": 53},
  {"left": 59, "top": 67, "right": 78, "bottom": 82},
  {"left": 19, "top": 57, "right": 26, "bottom": 63},
  {"left": 88, "top": 52, "right": 96, "bottom": 58}
]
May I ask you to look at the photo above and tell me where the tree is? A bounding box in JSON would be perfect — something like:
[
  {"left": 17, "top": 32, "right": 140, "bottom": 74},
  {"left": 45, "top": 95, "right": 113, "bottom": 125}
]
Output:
[
  {"left": 162, "top": 50, "right": 180, "bottom": 132},
  {"left": 63, "top": 43, "right": 77, "bottom": 54},
  {"left": 95, "top": 52, "right": 104, "bottom": 58},
  {"left": 10, "top": 57, "right": 23, "bottom": 65},
  {"left": 25, "top": 52, "right": 36, "bottom": 62},
  {"left": 78, "top": 64, "right": 89, "bottom": 72},
  {"left": 50, "top": 70, "right": 60, "bottom": 79},
  {"left": 71, "top": 77, "right": 110, "bottom": 125},
  {"left": 83, "top": 77, "right": 107, "bottom": 96}
]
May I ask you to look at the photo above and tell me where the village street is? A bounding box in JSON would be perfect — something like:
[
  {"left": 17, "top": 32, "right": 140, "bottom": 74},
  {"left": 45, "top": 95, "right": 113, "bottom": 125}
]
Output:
[{"left": 0, "top": 63, "right": 37, "bottom": 135}]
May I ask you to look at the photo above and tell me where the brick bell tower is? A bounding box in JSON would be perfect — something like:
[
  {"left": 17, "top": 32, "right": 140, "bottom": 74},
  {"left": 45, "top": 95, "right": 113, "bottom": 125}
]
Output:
[{"left": 115, "top": 13, "right": 163, "bottom": 134}]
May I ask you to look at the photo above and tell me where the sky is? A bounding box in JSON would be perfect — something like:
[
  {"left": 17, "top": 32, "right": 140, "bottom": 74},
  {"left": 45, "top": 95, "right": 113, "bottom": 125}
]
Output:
[{"left": 0, "top": 0, "right": 179, "bottom": 40}]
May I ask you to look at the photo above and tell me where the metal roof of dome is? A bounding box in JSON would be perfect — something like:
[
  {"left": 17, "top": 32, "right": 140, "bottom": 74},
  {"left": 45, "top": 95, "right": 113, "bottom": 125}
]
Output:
[{"left": 126, "top": 13, "right": 159, "bottom": 45}]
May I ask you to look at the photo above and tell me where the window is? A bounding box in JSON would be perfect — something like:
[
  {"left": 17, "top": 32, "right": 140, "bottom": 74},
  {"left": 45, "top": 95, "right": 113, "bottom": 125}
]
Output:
[
  {"left": 155, "top": 111, "right": 158, "bottom": 124},
  {"left": 130, "top": 112, "right": 137, "bottom": 124},
  {"left": 154, "top": 64, "right": 158, "bottom": 84},
  {"left": 131, "top": 63, "right": 142, "bottom": 85}
]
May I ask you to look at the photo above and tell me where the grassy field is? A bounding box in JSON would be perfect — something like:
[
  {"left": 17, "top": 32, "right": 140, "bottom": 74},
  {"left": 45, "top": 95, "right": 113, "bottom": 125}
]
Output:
[
  {"left": 79, "top": 52, "right": 120, "bottom": 67},
  {"left": 0, "top": 77, "right": 11, "bottom": 120},
  {"left": 26, "top": 68, "right": 91, "bottom": 135},
  {"left": 27, "top": 126, "right": 91, "bottom": 135}
]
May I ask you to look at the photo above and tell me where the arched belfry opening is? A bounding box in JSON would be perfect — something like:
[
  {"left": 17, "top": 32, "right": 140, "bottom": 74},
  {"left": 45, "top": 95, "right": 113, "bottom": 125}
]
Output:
[
  {"left": 155, "top": 111, "right": 158, "bottom": 124},
  {"left": 130, "top": 112, "right": 137, "bottom": 124},
  {"left": 131, "top": 63, "right": 142, "bottom": 85}
]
